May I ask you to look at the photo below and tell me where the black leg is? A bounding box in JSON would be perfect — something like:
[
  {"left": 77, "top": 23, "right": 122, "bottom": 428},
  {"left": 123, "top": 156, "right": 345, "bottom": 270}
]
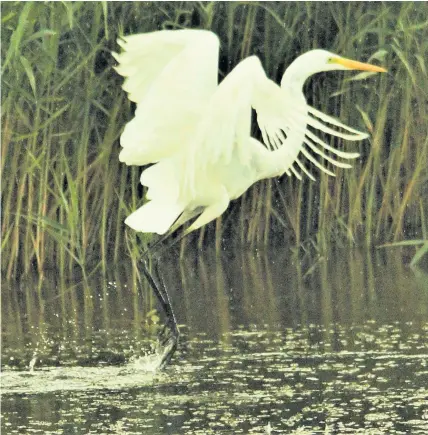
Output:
[
  {"left": 141, "top": 228, "right": 190, "bottom": 262},
  {"left": 140, "top": 231, "right": 191, "bottom": 368},
  {"left": 141, "top": 231, "right": 173, "bottom": 260},
  {"left": 140, "top": 256, "right": 178, "bottom": 368}
]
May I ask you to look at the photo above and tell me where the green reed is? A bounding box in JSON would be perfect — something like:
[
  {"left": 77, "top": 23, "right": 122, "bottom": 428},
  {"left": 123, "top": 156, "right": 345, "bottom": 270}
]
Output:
[{"left": 2, "top": 2, "right": 427, "bottom": 279}]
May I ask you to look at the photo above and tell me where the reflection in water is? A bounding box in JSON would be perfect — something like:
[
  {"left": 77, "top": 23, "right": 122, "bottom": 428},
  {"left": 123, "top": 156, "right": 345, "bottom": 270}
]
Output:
[
  {"left": 171, "top": 247, "right": 428, "bottom": 338},
  {"left": 2, "top": 248, "right": 428, "bottom": 433}
]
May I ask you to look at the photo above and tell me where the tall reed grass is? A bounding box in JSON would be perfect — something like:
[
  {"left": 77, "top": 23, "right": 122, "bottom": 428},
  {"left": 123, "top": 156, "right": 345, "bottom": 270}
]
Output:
[{"left": 2, "top": 2, "right": 427, "bottom": 279}]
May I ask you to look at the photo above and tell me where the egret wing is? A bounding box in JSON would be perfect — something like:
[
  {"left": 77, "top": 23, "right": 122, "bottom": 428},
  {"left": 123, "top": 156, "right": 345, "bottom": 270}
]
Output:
[
  {"left": 114, "top": 30, "right": 220, "bottom": 165},
  {"left": 254, "top": 87, "right": 365, "bottom": 179},
  {"left": 179, "top": 56, "right": 257, "bottom": 200}
]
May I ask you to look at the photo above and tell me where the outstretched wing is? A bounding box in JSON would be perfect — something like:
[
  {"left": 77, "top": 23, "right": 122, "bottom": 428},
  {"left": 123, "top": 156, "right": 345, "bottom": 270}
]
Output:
[
  {"left": 254, "top": 78, "right": 366, "bottom": 180},
  {"left": 113, "top": 29, "right": 220, "bottom": 165},
  {"left": 256, "top": 97, "right": 365, "bottom": 181}
]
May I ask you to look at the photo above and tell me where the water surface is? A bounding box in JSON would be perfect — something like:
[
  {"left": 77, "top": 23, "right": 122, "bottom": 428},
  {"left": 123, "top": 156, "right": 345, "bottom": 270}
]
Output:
[{"left": 2, "top": 248, "right": 428, "bottom": 434}]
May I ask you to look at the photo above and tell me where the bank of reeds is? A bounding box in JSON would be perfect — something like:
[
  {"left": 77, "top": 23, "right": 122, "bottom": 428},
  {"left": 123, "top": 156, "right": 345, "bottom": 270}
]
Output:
[{"left": 2, "top": 2, "right": 428, "bottom": 279}]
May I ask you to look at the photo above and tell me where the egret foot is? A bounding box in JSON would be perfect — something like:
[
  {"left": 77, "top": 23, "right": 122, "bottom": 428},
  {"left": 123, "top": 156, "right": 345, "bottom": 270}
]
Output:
[{"left": 157, "top": 324, "right": 179, "bottom": 369}]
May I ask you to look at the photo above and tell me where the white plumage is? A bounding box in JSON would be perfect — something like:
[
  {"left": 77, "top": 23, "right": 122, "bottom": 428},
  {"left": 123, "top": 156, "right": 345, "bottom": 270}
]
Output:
[{"left": 113, "top": 29, "right": 386, "bottom": 235}]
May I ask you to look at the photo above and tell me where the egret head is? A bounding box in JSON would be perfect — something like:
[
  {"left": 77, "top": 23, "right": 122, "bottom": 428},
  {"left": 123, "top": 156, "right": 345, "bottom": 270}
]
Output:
[
  {"left": 281, "top": 49, "right": 387, "bottom": 88},
  {"left": 309, "top": 49, "right": 387, "bottom": 73}
]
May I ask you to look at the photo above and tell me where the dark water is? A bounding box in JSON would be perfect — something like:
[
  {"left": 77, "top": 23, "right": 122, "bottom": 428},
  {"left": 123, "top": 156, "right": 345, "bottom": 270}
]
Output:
[{"left": 2, "top": 247, "right": 428, "bottom": 434}]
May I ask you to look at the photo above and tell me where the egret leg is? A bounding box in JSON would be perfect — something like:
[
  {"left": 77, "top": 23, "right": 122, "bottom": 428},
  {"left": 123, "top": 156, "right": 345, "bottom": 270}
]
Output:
[
  {"left": 142, "top": 231, "right": 174, "bottom": 260},
  {"left": 138, "top": 203, "right": 217, "bottom": 368},
  {"left": 140, "top": 207, "right": 203, "bottom": 259},
  {"left": 140, "top": 231, "right": 193, "bottom": 368},
  {"left": 140, "top": 254, "right": 179, "bottom": 368}
]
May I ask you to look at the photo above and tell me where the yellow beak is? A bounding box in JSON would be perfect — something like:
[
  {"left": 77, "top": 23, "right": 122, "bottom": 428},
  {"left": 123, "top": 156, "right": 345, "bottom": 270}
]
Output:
[{"left": 332, "top": 57, "right": 387, "bottom": 73}]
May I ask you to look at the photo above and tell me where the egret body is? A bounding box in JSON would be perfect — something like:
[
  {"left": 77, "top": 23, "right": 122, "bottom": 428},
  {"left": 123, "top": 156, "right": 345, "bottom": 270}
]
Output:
[{"left": 114, "top": 30, "right": 385, "bottom": 238}]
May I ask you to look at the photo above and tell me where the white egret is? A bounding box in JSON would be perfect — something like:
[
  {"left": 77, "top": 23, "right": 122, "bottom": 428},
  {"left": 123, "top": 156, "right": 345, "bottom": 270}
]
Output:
[
  {"left": 113, "top": 29, "right": 386, "bottom": 366},
  {"left": 114, "top": 29, "right": 386, "bottom": 239}
]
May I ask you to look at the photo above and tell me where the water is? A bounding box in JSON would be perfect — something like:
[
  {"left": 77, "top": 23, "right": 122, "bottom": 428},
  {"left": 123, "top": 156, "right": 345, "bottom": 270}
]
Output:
[{"left": 2, "top": 247, "right": 428, "bottom": 434}]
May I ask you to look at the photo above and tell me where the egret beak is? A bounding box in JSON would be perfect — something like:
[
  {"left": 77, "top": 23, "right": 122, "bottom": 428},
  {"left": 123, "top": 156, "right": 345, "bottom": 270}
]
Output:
[{"left": 332, "top": 57, "right": 387, "bottom": 73}]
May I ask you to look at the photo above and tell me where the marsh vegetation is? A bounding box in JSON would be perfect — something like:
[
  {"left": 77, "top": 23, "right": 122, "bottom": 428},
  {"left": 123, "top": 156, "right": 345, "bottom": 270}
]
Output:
[{"left": 2, "top": 2, "right": 427, "bottom": 279}]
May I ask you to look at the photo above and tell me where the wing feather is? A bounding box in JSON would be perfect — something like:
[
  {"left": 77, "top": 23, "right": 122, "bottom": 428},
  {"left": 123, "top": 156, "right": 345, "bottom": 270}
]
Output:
[
  {"left": 114, "top": 30, "right": 220, "bottom": 165},
  {"left": 307, "top": 106, "right": 368, "bottom": 139},
  {"left": 254, "top": 86, "right": 366, "bottom": 179}
]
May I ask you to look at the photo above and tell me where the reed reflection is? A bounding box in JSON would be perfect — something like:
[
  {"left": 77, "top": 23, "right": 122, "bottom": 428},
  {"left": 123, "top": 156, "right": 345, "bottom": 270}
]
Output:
[{"left": 2, "top": 248, "right": 427, "bottom": 369}]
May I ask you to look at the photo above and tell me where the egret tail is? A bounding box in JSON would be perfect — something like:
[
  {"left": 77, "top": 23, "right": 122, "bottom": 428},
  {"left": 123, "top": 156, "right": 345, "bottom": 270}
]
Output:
[{"left": 125, "top": 201, "right": 183, "bottom": 235}]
